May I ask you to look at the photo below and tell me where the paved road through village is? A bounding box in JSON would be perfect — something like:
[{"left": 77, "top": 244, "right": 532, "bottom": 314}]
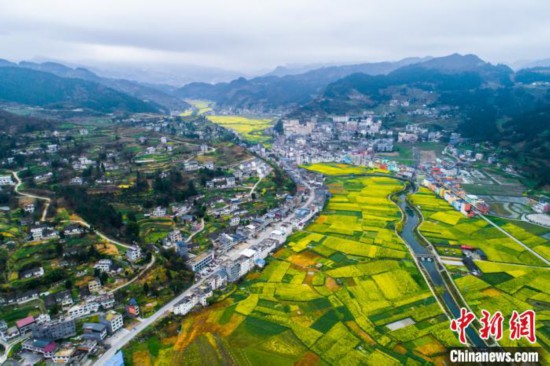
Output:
[{"left": 94, "top": 166, "right": 317, "bottom": 365}]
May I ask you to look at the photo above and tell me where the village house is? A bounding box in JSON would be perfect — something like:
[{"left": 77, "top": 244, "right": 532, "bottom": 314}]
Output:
[
  {"left": 184, "top": 160, "right": 200, "bottom": 171},
  {"left": 100, "top": 310, "right": 124, "bottom": 334},
  {"left": 16, "top": 316, "right": 36, "bottom": 333},
  {"left": 1, "top": 326, "right": 20, "bottom": 341},
  {"left": 125, "top": 245, "right": 142, "bottom": 263},
  {"left": 126, "top": 299, "right": 140, "bottom": 318},
  {"left": 0, "top": 320, "right": 7, "bottom": 333},
  {"left": 63, "top": 223, "right": 85, "bottom": 236},
  {"left": 152, "top": 206, "right": 167, "bottom": 217},
  {"left": 97, "top": 294, "right": 116, "bottom": 309},
  {"left": 22, "top": 339, "right": 58, "bottom": 358},
  {"left": 30, "top": 226, "right": 58, "bottom": 241},
  {"left": 82, "top": 323, "right": 108, "bottom": 341},
  {"left": 0, "top": 175, "right": 14, "bottom": 185},
  {"left": 44, "top": 290, "right": 73, "bottom": 310},
  {"left": 188, "top": 251, "right": 214, "bottom": 272},
  {"left": 88, "top": 278, "right": 102, "bottom": 293},
  {"left": 68, "top": 303, "right": 99, "bottom": 318},
  {"left": 196, "top": 285, "right": 213, "bottom": 306},
  {"left": 24, "top": 203, "right": 35, "bottom": 213},
  {"left": 52, "top": 344, "right": 77, "bottom": 364},
  {"left": 69, "top": 176, "right": 83, "bottom": 185},
  {"left": 163, "top": 230, "right": 183, "bottom": 248},
  {"left": 19, "top": 266, "right": 45, "bottom": 279},
  {"left": 35, "top": 313, "right": 51, "bottom": 325},
  {"left": 4, "top": 290, "right": 39, "bottom": 305},
  {"left": 172, "top": 295, "right": 198, "bottom": 315},
  {"left": 94, "top": 259, "right": 113, "bottom": 272},
  {"left": 31, "top": 317, "right": 76, "bottom": 340},
  {"left": 230, "top": 216, "right": 240, "bottom": 226},
  {"left": 176, "top": 240, "right": 188, "bottom": 257}
]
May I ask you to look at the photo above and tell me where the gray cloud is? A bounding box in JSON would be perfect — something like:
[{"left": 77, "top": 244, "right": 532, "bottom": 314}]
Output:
[{"left": 0, "top": 0, "right": 549, "bottom": 72}]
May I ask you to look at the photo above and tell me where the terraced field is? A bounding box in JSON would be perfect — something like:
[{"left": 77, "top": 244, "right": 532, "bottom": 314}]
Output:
[
  {"left": 139, "top": 217, "right": 175, "bottom": 243},
  {"left": 124, "top": 165, "right": 460, "bottom": 365}
]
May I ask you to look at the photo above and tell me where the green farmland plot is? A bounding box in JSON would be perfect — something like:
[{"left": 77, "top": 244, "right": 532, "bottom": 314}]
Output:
[
  {"left": 207, "top": 115, "right": 274, "bottom": 145},
  {"left": 410, "top": 188, "right": 546, "bottom": 266},
  {"left": 446, "top": 261, "right": 550, "bottom": 357},
  {"left": 412, "top": 187, "right": 550, "bottom": 357}
]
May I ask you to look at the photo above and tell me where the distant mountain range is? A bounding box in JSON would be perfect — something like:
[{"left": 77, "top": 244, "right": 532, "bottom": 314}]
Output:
[
  {"left": 298, "top": 53, "right": 514, "bottom": 115},
  {"left": 0, "top": 59, "right": 190, "bottom": 113},
  {"left": 297, "top": 54, "right": 549, "bottom": 186},
  {"left": 1, "top": 53, "right": 549, "bottom": 186},
  {"left": 0, "top": 66, "right": 160, "bottom": 113},
  {"left": 175, "top": 52, "right": 550, "bottom": 185},
  {"left": 175, "top": 57, "right": 431, "bottom": 111}
]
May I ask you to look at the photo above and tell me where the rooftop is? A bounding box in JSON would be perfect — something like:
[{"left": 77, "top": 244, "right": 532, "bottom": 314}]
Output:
[
  {"left": 16, "top": 316, "right": 35, "bottom": 328},
  {"left": 241, "top": 248, "right": 256, "bottom": 258},
  {"left": 83, "top": 322, "right": 106, "bottom": 332},
  {"left": 55, "top": 345, "right": 76, "bottom": 357},
  {"left": 189, "top": 251, "right": 213, "bottom": 264},
  {"left": 104, "top": 310, "right": 121, "bottom": 321}
]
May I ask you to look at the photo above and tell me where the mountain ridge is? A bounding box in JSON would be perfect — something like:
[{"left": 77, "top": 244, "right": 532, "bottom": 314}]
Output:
[
  {"left": 0, "top": 67, "right": 159, "bottom": 114},
  {"left": 1, "top": 60, "right": 189, "bottom": 112}
]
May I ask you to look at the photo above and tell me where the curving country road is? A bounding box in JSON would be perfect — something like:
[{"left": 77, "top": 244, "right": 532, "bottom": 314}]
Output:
[
  {"left": 249, "top": 176, "right": 263, "bottom": 196},
  {"left": 60, "top": 219, "right": 133, "bottom": 250},
  {"left": 108, "top": 256, "right": 156, "bottom": 294},
  {"left": 11, "top": 172, "right": 160, "bottom": 296},
  {"left": 12, "top": 170, "right": 51, "bottom": 222},
  {"left": 185, "top": 218, "right": 205, "bottom": 243},
  {"left": 0, "top": 335, "right": 29, "bottom": 365}
]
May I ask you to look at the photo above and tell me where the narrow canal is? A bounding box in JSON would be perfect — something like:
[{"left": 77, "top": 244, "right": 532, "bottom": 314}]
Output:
[{"left": 395, "top": 187, "right": 487, "bottom": 348}]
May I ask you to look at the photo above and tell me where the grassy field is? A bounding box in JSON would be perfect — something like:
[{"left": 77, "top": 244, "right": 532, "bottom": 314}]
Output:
[
  {"left": 383, "top": 142, "right": 446, "bottom": 166},
  {"left": 207, "top": 115, "right": 274, "bottom": 145},
  {"left": 123, "top": 168, "right": 460, "bottom": 365}
]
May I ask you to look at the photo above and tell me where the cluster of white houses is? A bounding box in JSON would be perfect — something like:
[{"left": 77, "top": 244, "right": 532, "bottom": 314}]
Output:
[
  {"left": 1, "top": 309, "right": 124, "bottom": 363},
  {"left": 173, "top": 225, "right": 296, "bottom": 317},
  {"left": 1, "top": 296, "right": 132, "bottom": 363}
]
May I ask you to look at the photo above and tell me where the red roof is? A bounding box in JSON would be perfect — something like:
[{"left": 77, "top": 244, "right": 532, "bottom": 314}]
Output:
[
  {"left": 44, "top": 342, "right": 58, "bottom": 353},
  {"left": 16, "top": 316, "right": 35, "bottom": 328}
]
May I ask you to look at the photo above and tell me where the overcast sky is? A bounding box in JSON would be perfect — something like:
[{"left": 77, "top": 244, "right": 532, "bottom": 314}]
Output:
[{"left": 1, "top": 0, "right": 549, "bottom": 73}]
